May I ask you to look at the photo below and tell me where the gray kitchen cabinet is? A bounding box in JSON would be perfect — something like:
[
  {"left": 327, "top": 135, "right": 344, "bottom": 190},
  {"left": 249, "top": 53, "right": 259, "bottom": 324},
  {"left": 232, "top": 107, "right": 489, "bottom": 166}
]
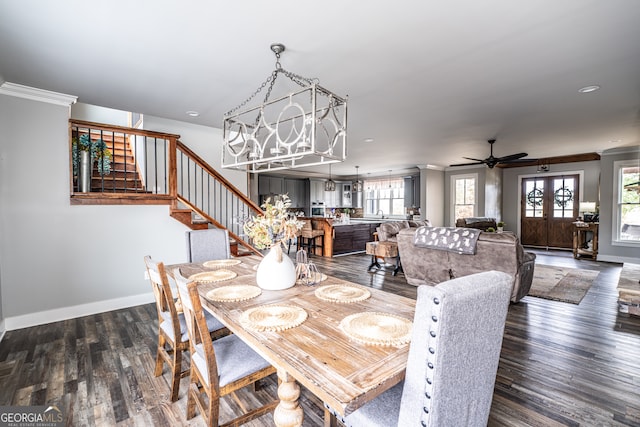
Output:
[{"left": 258, "top": 175, "right": 284, "bottom": 196}]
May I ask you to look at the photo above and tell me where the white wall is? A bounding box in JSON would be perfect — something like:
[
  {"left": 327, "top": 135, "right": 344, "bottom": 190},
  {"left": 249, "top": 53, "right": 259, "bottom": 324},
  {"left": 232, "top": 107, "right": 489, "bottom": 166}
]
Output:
[
  {"left": 0, "top": 94, "right": 249, "bottom": 331},
  {"left": 421, "top": 167, "right": 444, "bottom": 226},
  {"left": 599, "top": 147, "right": 640, "bottom": 263}
]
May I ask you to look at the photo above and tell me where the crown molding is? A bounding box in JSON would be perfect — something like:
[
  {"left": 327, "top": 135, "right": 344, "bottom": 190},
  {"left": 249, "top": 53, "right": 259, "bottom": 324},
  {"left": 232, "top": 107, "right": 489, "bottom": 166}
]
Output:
[{"left": 0, "top": 82, "right": 77, "bottom": 106}]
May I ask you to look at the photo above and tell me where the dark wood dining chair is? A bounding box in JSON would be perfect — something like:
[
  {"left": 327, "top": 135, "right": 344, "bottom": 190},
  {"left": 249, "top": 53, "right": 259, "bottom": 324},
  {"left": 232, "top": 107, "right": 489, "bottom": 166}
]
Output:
[
  {"left": 144, "top": 256, "right": 228, "bottom": 402},
  {"left": 173, "top": 268, "right": 278, "bottom": 426}
]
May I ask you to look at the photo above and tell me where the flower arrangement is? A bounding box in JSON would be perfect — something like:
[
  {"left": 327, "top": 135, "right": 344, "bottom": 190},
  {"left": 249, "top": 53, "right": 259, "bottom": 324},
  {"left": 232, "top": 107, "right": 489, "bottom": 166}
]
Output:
[
  {"left": 243, "top": 195, "right": 304, "bottom": 250},
  {"left": 72, "top": 134, "right": 112, "bottom": 176}
]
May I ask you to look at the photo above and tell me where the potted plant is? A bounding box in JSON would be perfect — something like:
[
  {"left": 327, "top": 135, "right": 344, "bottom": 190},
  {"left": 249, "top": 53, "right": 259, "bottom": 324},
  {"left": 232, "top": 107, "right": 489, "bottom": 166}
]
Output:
[
  {"left": 72, "top": 134, "right": 112, "bottom": 191},
  {"left": 497, "top": 221, "right": 505, "bottom": 232},
  {"left": 486, "top": 227, "right": 496, "bottom": 232}
]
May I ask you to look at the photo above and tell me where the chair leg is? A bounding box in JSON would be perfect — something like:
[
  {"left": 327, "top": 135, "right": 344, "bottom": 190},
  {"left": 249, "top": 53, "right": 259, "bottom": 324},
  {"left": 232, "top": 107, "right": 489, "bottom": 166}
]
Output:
[
  {"left": 169, "top": 347, "right": 182, "bottom": 402},
  {"left": 186, "top": 379, "right": 198, "bottom": 420},
  {"left": 154, "top": 337, "right": 165, "bottom": 377}
]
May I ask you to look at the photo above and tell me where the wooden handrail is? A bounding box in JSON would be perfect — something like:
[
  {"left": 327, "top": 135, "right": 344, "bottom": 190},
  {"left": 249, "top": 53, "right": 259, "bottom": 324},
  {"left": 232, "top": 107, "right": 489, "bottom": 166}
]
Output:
[
  {"left": 176, "top": 141, "right": 262, "bottom": 213},
  {"left": 70, "top": 119, "right": 181, "bottom": 139}
]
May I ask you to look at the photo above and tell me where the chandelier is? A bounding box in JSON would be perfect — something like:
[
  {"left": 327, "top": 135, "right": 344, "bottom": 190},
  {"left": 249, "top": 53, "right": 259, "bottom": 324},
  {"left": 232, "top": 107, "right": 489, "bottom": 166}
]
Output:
[
  {"left": 221, "top": 43, "right": 348, "bottom": 173},
  {"left": 325, "top": 164, "right": 336, "bottom": 191}
]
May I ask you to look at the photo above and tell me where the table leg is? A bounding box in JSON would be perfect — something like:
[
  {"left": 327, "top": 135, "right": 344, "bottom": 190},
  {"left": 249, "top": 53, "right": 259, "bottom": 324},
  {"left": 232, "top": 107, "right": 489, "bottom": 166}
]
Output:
[
  {"left": 367, "top": 254, "right": 381, "bottom": 271},
  {"left": 274, "top": 369, "right": 304, "bottom": 427},
  {"left": 392, "top": 256, "right": 402, "bottom": 276}
]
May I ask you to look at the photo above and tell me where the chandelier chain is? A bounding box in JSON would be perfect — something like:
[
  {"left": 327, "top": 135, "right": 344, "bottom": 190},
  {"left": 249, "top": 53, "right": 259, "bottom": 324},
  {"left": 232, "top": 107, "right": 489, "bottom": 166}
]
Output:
[{"left": 224, "top": 49, "right": 318, "bottom": 117}]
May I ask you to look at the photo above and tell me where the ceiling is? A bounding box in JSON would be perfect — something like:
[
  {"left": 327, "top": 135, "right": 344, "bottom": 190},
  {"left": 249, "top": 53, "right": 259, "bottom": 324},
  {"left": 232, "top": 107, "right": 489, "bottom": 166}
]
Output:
[{"left": 1, "top": 0, "right": 639, "bottom": 178}]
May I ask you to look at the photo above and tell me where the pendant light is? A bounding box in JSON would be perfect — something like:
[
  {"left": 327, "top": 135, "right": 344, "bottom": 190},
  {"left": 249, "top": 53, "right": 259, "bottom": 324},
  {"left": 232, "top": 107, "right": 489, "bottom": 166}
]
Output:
[
  {"left": 353, "top": 166, "right": 363, "bottom": 192},
  {"left": 325, "top": 164, "right": 336, "bottom": 191}
]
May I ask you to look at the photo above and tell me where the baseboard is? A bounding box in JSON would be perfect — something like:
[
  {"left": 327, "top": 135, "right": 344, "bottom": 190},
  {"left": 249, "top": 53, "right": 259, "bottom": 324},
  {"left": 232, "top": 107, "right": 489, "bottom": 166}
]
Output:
[
  {"left": 597, "top": 254, "right": 638, "bottom": 264},
  {"left": 0, "top": 319, "right": 6, "bottom": 343},
  {"left": 3, "top": 292, "right": 155, "bottom": 331}
]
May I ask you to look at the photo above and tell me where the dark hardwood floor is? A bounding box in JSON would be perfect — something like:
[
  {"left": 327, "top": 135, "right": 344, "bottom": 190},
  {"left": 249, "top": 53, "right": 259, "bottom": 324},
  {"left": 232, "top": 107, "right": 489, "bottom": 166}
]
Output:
[{"left": 1, "top": 249, "right": 639, "bottom": 426}]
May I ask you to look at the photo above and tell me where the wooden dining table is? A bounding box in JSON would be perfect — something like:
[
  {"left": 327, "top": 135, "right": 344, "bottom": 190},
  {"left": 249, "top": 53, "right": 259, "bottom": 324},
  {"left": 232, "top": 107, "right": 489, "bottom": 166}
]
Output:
[{"left": 167, "top": 255, "right": 416, "bottom": 427}]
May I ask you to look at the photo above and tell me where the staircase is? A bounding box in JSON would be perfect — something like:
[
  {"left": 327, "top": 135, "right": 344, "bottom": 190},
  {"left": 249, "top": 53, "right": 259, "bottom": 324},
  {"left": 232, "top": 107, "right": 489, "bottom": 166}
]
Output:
[
  {"left": 69, "top": 119, "right": 262, "bottom": 257},
  {"left": 92, "top": 132, "right": 146, "bottom": 192}
]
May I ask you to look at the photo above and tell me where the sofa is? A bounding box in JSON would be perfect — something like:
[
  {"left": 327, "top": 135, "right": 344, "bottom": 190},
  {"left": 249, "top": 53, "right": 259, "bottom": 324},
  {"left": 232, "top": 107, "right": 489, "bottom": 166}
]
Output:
[
  {"left": 455, "top": 217, "right": 497, "bottom": 231},
  {"left": 397, "top": 227, "right": 535, "bottom": 303},
  {"left": 376, "top": 219, "right": 432, "bottom": 242}
]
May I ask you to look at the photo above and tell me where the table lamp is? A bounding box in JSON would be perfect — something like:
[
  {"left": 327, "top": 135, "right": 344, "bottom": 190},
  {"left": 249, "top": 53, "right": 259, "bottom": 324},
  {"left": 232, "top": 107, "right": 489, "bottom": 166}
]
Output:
[{"left": 579, "top": 201, "right": 597, "bottom": 222}]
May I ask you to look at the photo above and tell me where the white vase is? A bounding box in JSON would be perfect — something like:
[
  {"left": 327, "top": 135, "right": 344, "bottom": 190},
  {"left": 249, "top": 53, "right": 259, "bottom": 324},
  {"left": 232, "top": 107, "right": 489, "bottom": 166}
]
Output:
[{"left": 256, "top": 244, "right": 296, "bottom": 290}]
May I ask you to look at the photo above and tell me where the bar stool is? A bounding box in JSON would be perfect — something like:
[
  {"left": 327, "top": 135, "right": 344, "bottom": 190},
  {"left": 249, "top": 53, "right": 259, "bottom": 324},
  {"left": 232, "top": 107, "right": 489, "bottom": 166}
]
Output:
[{"left": 300, "top": 220, "right": 324, "bottom": 255}]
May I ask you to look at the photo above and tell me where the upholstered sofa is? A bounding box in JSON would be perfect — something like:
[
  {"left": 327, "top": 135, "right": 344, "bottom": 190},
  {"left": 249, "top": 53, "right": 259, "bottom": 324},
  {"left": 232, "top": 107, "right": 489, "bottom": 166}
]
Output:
[
  {"left": 376, "top": 219, "right": 432, "bottom": 242},
  {"left": 455, "top": 217, "right": 497, "bottom": 231},
  {"left": 397, "top": 227, "right": 535, "bottom": 303}
]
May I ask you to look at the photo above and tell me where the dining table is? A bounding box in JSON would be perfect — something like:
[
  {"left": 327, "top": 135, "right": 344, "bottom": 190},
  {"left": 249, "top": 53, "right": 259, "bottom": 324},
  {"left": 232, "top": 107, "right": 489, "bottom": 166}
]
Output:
[{"left": 167, "top": 255, "right": 416, "bottom": 427}]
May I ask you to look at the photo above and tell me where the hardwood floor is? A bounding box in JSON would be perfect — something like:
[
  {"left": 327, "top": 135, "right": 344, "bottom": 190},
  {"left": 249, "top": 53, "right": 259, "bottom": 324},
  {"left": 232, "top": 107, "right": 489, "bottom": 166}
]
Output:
[{"left": 1, "top": 249, "right": 639, "bottom": 426}]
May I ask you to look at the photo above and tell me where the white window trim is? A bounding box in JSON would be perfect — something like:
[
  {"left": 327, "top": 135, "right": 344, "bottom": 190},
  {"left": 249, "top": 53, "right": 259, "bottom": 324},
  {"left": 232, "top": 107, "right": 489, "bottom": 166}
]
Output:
[
  {"left": 612, "top": 159, "right": 640, "bottom": 247},
  {"left": 450, "top": 173, "right": 478, "bottom": 226}
]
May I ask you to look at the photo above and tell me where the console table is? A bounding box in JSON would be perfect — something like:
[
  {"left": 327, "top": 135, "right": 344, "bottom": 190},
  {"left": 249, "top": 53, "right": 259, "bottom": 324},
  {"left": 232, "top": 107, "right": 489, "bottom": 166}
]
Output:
[{"left": 572, "top": 222, "right": 599, "bottom": 260}]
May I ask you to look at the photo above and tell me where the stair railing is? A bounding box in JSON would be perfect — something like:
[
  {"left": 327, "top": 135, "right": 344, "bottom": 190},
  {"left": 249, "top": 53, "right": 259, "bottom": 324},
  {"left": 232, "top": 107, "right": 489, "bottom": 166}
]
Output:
[
  {"left": 176, "top": 142, "right": 262, "bottom": 256},
  {"left": 69, "top": 119, "right": 262, "bottom": 255}
]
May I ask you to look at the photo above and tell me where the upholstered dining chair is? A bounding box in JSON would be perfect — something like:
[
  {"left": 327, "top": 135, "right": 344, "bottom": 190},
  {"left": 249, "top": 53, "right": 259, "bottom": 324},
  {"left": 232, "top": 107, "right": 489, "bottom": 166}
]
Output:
[
  {"left": 144, "top": 256, "right": 228, "bottom": 402},
  {"left": 185, "top": 228, "right": 231, "bottom": 263},
  {"left": 326, "top": 270, "right": 512, "bottom": 427},
  {"left": 173, "top": 269, "right": 278, "bottom": 426}
]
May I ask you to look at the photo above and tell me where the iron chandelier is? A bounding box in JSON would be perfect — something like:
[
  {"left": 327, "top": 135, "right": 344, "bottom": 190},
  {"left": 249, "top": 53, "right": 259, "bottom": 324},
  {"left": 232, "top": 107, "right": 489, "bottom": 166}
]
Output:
[{"left": 221, "top": 43, "right": 348, "bottom": 173}]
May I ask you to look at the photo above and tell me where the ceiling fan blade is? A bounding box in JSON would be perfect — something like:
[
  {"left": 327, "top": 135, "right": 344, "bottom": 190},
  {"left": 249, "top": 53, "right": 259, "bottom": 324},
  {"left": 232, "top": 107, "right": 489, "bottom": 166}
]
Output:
[
  {"left": 449, "top": 161, "right": 485, "bottom": 167},
  {"left": 462, "top": 157, "right": 485, "bottom": 162},
  {"left": 496, "top": 153, "right": 528, "bottom": 162}
]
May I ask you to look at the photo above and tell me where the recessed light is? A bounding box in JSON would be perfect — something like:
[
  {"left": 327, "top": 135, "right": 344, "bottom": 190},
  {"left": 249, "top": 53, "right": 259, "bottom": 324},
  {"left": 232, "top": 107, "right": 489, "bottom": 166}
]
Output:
[
  {"left": 578, "top": 85, "right": 600, "bottom": 93},
  {"left": 363, "top": 138, "right": 375, "bottom": 143},
  {"left": 186, "top": 111, "right": 200, "bottom": 117}
]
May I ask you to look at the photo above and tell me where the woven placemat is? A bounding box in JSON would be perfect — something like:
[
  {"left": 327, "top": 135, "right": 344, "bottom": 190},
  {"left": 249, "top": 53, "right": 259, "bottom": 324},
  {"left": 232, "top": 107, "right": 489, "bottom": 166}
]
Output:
[
  {"left": 315, "top": 284, "right": 371, "bottom": 303},
  {"left": 189, "top": 269, "right": 237, "bottom": 283},
  {"left": 203, "top": 259, "right": 242, "bottom": 268},
  {"left": 339, "top": 312, "right": 412, "bottom": 346},
  {"left": 240, "top": 305, "right": 308, "bottom": 332},
  {"left": 206, "top": 285, "right": 262, "bottom": 302}
]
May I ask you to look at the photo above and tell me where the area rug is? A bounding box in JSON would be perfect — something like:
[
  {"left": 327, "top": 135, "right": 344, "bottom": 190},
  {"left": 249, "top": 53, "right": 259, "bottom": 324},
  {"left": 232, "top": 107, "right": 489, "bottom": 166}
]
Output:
[{"left": 527, "top": 264, "right": 599, "bottom": 304}]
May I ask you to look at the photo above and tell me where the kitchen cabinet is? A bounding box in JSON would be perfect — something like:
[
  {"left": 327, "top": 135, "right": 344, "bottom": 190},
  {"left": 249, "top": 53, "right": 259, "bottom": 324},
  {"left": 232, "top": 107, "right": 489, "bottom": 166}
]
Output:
[
  {"left": 284, "top": 178, "right": 307, "bottom": 208},
  {"left": 310, "top": 179, "right": 326, "bottom": 205},
  {"left": 342, "top": 183, "right": 352, "bottom": 207},
  {"left": 258, "top": 175, "right": 284, "bottom": 196},
  {"left": 404, "top": 175, "right": 420, "bottom": 208},
  {"left": 325, "top": 184, "right": 339, "bottom": 208}
]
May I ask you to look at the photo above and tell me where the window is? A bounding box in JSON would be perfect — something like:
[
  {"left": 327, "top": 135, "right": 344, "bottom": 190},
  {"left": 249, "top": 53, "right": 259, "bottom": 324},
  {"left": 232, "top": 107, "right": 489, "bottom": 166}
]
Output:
[
  {"left": 363, "top": 177, "right": 405, "bottom": 217},
  {"left": 451, "top": 174, "right": 477, "bottom": 225},
  {"left": 614, "top": 160, "right": 640, "bottom": 244}
]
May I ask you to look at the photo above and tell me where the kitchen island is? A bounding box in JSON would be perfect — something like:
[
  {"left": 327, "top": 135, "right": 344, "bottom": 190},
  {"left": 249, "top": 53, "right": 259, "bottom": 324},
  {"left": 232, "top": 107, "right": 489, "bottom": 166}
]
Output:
[
  {"left": 299, "top": 218, "right": 387, "bottom": 257},
  {"left": 332, "top": 220, "right": 382, "bottom": 256}
]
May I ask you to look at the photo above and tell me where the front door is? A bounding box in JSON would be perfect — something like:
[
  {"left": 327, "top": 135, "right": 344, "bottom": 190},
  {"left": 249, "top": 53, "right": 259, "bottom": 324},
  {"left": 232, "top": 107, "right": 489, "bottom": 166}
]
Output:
[{"left": 521, "top": 175, "right": 579, "bottom": 248}]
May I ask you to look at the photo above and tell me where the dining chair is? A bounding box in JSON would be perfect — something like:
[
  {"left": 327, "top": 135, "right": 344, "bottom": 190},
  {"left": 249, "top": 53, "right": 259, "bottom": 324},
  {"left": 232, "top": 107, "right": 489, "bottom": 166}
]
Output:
[
  {"left": 326, "top": 270, "right": 512, "bottom": 427},
  {"left": 185, "top": 228, "right": 231, "bottom": 263},
  {"left": 173, "top": 268, "right": 278, "bottom": 426},
  {"left": 144, "top": 256, "right": 228, "bottom": 402}
]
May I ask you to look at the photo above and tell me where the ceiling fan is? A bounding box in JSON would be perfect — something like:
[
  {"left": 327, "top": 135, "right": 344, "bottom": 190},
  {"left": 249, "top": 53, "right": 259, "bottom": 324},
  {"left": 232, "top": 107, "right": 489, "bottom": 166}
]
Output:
[{"left": 450, "top": 139, "right": 529, "bottom": 168}]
